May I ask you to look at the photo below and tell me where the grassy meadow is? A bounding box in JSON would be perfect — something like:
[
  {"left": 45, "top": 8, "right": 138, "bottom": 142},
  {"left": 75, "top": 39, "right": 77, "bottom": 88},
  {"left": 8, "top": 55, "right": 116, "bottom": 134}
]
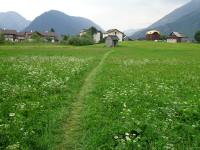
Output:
[{"left": 0, "top": 42, "right": 200, "bottom": 149}]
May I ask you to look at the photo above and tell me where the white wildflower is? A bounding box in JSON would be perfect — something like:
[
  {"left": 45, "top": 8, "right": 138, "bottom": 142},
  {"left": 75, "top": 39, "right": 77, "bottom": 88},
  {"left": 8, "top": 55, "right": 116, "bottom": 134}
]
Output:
[
  {"left": 114, "top": 136, "right": 119, "bottom": 139},
  {"left": 123, "top": 103, "right": 127, "bottom": 108},
  {"left": 9, "top": 113, "right": 15, "bottom": 117},
  {"left": 126, "top": 136, "right": 131, "bottom": 141},
  {"left": 125, "top": 133, "right": 129, "bottom": 136},
  {"left": 6, "top": 142, "right": 20, "bottom": 150},
  {"left": 192, "top": 125, "right": 196, "bottom": 128}
]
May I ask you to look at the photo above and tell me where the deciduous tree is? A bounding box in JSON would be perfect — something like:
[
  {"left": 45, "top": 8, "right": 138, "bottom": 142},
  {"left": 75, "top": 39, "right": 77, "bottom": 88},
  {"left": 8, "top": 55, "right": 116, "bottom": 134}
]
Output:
[
  {"left": 0, "top": 33, "right": 5, "bottom": 44},
  {"left": 194, "top": 31, "right": 200, "bottom": 43}
]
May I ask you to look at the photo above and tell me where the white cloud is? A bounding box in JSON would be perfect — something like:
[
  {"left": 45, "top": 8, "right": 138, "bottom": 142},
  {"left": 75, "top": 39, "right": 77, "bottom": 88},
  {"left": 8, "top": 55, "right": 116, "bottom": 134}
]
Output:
[{"left": 0, "top": 0, "right": 190, "bottom": 30}]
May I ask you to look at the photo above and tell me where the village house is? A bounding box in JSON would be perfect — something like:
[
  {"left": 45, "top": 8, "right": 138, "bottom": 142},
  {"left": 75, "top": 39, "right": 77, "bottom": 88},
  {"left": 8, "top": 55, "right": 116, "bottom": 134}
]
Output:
[
  {"left": 16, "top": 32, "right": 26, "bottom": 42},
  {"left": 24, "top": 31, "right": 34, "bottom": 41},
  {"left": 103, "top": 29, "right": 124, "bottom": 42},
  {"left": 146, "top": 30, "right": 160, "bottom": 41},
  {"left": 40, "top": 32, "right": 59, "bottom": 43},
  {"left": 105, "top": 35, "right": 119, "bottom": 47},
  {"left": 0, "top": 29, "right": 59, "bottom": 43},
  {"left": 80, "top": 28, "right": 102, "bottom": 43},
  {"left": 93, "top": 32, "right": 101, "bottom": 43},
  {"left": 0, "top": 29, "right": 17, "bottom": 41},
  {"left": 28, "top": 31, "right": 59, "bottom": 42},
  {"left": 167, "top": 32, "right": 188, "bottom": 43},
  {"left": 30, "top": 31, "right": 58, "bottom": 42},
  {"left": 80, "top": 29, "right": 87, "bottom": 37}
]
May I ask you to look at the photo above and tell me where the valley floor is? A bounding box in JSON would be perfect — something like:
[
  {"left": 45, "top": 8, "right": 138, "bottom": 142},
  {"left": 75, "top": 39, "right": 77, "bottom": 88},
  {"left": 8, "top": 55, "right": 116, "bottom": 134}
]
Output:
[{"left": 0, "top": 42, "right": 200, "bottom": 149}]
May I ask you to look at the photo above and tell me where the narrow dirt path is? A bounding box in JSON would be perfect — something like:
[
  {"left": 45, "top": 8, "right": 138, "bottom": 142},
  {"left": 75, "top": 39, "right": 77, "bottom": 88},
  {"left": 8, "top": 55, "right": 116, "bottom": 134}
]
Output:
[{"left": 58, "top": 50, "right": 113, "bottom": 150}]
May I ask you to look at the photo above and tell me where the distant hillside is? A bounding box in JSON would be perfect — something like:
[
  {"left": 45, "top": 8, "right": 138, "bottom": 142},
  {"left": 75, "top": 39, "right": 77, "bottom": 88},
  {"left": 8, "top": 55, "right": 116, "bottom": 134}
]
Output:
[
  {"left": 124, "top": 29, "right": 141, "bottom": 36},
  {"left": 0, "top": 11, "right": 30, "bottom": 31},
  {"left": 131, "top": 0, "right": 200, "bottom": 39},
  {"left": 25, "top": 10, "right": 103, "bottom": 35}
]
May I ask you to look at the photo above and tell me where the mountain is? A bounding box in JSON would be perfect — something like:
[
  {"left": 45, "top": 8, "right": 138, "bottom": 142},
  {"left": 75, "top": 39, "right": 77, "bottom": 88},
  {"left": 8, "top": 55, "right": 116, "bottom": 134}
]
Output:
[
  {"left": 0, "top": 11, "right": 30, "bottom": 31},
  {"left": 124, "top": 29, "right": 141, "bottom": 36},
  {"left": 25, "top": 10, "right": 103, "bottom": 35},
  {"left": 131, "top": 0, "right": 200, "bottom": 39}
]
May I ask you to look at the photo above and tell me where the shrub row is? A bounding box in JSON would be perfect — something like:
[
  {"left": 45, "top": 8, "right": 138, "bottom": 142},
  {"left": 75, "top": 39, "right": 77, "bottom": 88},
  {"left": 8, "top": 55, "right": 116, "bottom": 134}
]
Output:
[{"left": 67, "top": 36, "right": 94, "bottom": 46}]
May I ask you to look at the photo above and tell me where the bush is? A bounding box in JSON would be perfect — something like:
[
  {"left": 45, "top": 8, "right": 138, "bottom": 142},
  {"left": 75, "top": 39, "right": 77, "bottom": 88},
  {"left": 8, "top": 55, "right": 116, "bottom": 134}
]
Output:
[
  {"left": 50, "top": 28, "right": 55, "bottom": 32},
  {"left": 63, "top": 35, "right": 69, "bottom": 41},
  {"left": 0, "top": 33, "right": 5, "bottom": 44},
  {"left": 68, "top": 36, "right": 94, "bottom": 46},
  {"left": 60, "top": 35, "right": 69, "bottom": 44},
  {"left": 194, "top": 31, "right": 200, "bottom": 43},
  {"left": 86, "top": 27, "right": 98, "bottom": 36},
  {"left": 160, "top": 35, "right": 167, "bottom": 40}
]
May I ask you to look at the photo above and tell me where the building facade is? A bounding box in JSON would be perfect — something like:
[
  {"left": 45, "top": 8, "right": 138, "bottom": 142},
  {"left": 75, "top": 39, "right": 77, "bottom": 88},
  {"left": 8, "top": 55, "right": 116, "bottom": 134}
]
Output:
[
  {"left": 105, "top": 35, "right": 119, "bottom": 47},
  {"left": 93, "top": 32, "right": 101, "bottom": 43},
  {"left": 0, "top": 29, "right": 17, "bottom": 41},
  {"left": 80, "top": 28, "right": 102, "bottom": 43},
  {"left": 0, "top": 29, "right": 59, "bottom": 43},
  {"left": 146, "top": 30, "right": 160, "bottom": 41},
  {"left": 167, "top": 32, "right": 188, "bottom": 43},
  {"left": 103, "top": 29, "right": 124, "bottom": 42}
]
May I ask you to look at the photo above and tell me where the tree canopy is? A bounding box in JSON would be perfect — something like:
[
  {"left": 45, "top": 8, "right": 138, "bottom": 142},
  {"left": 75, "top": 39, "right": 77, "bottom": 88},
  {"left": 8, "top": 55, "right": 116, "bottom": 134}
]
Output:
[
  {"left": 194, "top": 30, "right": 200, "bottom": 43},
  {"left": 0, "top": 33, "right": 5, "bottom": 44},
  {"left": 50, "top": 28, "right": 55, "bottom": 32}
]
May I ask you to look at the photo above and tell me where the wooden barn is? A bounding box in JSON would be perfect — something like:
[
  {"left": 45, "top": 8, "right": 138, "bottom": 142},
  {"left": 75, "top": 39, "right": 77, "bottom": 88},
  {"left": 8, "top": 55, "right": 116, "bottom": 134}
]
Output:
[
  {"left": 167, "top": 32, "right": 187, "bottom": 43},
  {"left": 105, "top": 35, "right": 119, "bottom": 47},
  {"left": 146, "top": 30, "right": 160, "bottom": 41}
]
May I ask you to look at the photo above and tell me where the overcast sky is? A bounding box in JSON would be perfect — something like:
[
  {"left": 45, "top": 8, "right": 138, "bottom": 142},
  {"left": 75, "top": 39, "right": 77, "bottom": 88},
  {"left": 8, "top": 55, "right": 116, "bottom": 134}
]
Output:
[{"left": 0, "top": 0, "right": 190, "bottom": 30}]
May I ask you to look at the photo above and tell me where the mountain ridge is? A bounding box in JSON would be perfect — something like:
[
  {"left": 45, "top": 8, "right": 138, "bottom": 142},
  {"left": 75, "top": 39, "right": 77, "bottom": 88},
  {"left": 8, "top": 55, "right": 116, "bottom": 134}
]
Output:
[
  {"left": 25, "top": 10, "right": 103, "bottom": 35},
  {"left": 131, "top": 0, "right": 200, "bottom": 39},
  {"left": 0, "top": 11, "right": 30, "bottom": 31}
]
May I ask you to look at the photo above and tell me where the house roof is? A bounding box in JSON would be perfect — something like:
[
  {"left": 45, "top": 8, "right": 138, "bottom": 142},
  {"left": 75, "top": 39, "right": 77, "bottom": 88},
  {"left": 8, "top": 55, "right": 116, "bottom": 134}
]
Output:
[
  {"left": 146, "top": 30, "right": 160, "bottom": 35},
  {"left": 27, "top": 31, "right": 58, "bottom": 38},
  {"left": 0, "top": 29, "right": 17, "bottom": 35},
  {"left": 25, "top": 32, "right": 33, "bottom": 36},
  {"left": 106, "top": 29, "right": 123, "bottom": 34},
  {"left": 80, "top": 28, "right": 101, "bottom": 34},
  {"left": 106, "top": 35, "right": 119, "bottom": 40},
  {"left": 169, "top": 32, "right": 186, "bottom": 38},
  {"left": 40, "top": 32, "right": 58, "bottom": 37},
  {"left": 17, "top": 32, "right": 26, "bottom": 36},
  {"left": 80, "top": 29, "right": 87, "bottom": 33}
]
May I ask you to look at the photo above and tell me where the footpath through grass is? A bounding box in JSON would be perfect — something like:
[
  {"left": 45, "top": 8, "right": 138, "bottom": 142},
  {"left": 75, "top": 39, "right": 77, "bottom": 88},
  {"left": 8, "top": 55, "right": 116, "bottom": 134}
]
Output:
[{"left": 58, "top": 50, "right": 113, "bottom": 149}]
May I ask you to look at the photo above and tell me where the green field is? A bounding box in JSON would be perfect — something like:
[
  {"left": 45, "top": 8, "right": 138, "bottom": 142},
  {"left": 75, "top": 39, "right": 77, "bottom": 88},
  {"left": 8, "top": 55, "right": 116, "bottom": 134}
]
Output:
[{"left": 0, "top": 42, "right": 200, "bottom": 149}]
